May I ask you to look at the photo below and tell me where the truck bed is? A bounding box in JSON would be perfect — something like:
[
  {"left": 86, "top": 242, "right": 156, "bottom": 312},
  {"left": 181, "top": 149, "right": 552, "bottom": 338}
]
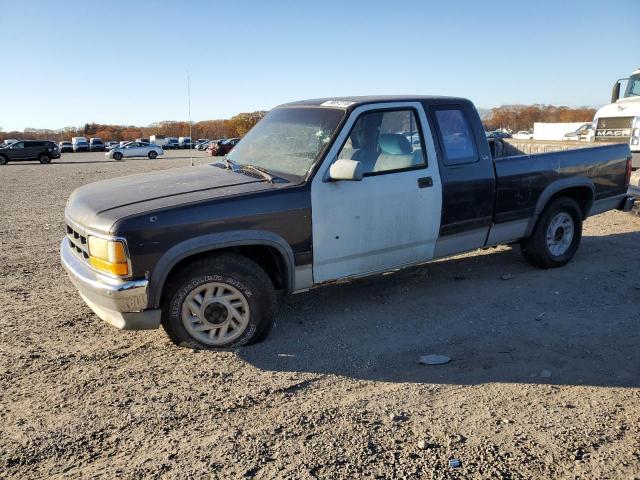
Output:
[{"left": 492, "top": 143, "right": 631, "bottom": 226}]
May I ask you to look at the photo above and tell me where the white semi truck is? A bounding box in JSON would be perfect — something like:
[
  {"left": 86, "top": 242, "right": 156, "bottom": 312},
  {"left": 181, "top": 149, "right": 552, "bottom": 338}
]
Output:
[{"left": 594, "top": 67, "right": 640, "bottom": 170}]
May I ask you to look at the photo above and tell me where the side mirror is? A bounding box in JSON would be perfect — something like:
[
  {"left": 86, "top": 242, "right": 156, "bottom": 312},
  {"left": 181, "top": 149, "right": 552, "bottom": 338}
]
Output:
[
  {"left": 329, "top": 159, "right": 363, "bottom": 181},
  {"left": 611, "top": 81, "right": 621, "bottom": 103}
]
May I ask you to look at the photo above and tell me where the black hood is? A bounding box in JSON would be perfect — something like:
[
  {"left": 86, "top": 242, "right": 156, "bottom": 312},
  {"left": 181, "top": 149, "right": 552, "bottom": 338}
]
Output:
[{"left": 66, "top": 164, "right": 275, "bottom": 233}]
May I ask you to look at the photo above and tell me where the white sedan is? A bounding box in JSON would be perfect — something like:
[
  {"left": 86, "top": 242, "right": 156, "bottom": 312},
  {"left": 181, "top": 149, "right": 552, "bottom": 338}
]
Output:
[{"left": 105, "top": 141, "right": 164, "bottom": 160}]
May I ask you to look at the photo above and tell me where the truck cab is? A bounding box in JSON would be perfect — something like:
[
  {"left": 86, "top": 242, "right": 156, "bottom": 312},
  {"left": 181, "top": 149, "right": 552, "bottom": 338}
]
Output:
[{"left": 594, "top": 68, "right": 640, "bottom": 169}]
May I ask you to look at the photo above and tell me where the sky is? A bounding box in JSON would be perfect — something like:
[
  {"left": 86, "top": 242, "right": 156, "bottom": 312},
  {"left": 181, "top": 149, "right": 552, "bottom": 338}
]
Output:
[{"left": 0, "top": 0, "right": 638, "bottom": 131}]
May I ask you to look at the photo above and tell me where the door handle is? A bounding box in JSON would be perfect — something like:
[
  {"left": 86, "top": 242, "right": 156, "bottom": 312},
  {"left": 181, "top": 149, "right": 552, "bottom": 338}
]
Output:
[{"left": 417, "top": 176, "right": 433, "bottom": 188}]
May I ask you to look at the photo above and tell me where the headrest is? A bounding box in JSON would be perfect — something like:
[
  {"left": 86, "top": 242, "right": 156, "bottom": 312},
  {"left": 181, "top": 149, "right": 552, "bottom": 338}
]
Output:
[{"left": 378, "top": 134, "right": 412, "bottom": 155}]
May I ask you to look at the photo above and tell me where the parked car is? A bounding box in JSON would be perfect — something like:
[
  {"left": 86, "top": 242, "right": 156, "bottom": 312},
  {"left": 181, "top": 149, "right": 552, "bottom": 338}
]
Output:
[
  {"left": 89, "top": 138, "right": 105, "bottom": 152},
  {"left": 0, "top": 140, "right": 60, "bottom": 164},
  {"left": 73, "top": 140, "right": 89, "bottom": 152},
  {"left": 208, "top": 138, "right": 240, "bottom": 156},
  {"left": 179, "top": 137, "right": 192, "bottom": 149},
  {"left": 72, "top": 137, "right": 89, "bottom": 152},
  {"left": 105, "top": 141, "right": 164, "bottom": 160},
  {"left": 562, "top": 123, "right": 593, "bottom": 142},
  {"left": 486, "top": 131, "right": 512, "bottom": 139},
  {"left": 119, "top": 141, "right": 129, "bottom": 147},
  {"left": 60, "top": 95, "right": 635, "bottom": 350},
  {"left": 59, "top": 141, "right": 73, "bottom": 153},
  {"left": 105, "top": 141, "right": 120, "bottom": 151},
  {"left": 164, "top": 138, "right": 180, "bottom": 150},
  {"left": 194, "top": 140, "right": 210, "bottom": 150},
  {"left": 513, "top": 130, "right": 534, "bottom": 140},
  {"left": 205, "top": 139, "right": 222, "bottom": 154}
]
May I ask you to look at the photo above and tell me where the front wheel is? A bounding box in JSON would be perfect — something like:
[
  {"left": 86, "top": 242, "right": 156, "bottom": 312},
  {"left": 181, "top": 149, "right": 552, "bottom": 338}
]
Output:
[
  {"left": 161, "top": 253, "right": 277, "bottom": 349},
  {"left": 113, "top": 152, "right": 123, "bottom": 161},
  {"left": 0, "top": 155, "right": 7, "bottom": 165},
  {"left": 39, "top": 154, "right": 51, "bottom": 164},
  {"left": 521, "top": 196, "right": 583, "bottom": 268},
  {"left": 148, "top": 150, "right": 157, "bottom": 159}
]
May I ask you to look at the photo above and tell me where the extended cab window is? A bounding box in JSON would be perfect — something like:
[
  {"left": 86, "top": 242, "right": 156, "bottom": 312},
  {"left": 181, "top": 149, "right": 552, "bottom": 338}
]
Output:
[
  {"left": 433, "top": 108, "right": 477, "bottom": 165},
  {"left": 338, "top": 109, "right": 426, "bottom": 175}
]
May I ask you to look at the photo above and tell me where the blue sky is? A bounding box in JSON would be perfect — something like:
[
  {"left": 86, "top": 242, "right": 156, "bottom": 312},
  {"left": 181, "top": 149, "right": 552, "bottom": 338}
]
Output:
[{"left": 0, "top": 0, "right": 638, "bottom": 131}]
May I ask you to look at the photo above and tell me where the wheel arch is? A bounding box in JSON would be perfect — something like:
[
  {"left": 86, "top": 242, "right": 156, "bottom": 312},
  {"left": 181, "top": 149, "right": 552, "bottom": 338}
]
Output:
[
  {"left": 148, "top": 230, "right": 295, "bottom": 308},
  {"left": 525, "top": 178, "right": 594, "bottom": 237}
]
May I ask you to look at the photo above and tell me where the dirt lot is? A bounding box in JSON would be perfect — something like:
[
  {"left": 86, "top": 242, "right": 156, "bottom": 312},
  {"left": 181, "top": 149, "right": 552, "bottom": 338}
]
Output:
[{"left": 1, "top": 151, "right": 639, "bottom": 479}]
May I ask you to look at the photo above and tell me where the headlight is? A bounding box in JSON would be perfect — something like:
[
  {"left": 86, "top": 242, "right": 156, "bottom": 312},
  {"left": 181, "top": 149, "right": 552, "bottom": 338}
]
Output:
[{"left": 87, "top": 236, "right": 129, "bottom": 276}]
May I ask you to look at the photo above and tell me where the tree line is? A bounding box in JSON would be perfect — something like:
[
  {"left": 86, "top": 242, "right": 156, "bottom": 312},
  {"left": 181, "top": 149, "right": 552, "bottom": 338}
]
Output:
[
  {"left": 482, "top": 104, "right": 596, "bottom": 132},
  {"left": 1, "top": 104, "right": 597, "bottom": 142},
  {"left": 0, "top": 111, "right": 267, "bottom": 143}
]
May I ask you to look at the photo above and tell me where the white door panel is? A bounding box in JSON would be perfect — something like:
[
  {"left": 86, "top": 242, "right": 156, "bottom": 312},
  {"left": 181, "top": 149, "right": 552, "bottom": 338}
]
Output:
[{"left": 311, "top": 102, "right": 442, "bottom": 283}]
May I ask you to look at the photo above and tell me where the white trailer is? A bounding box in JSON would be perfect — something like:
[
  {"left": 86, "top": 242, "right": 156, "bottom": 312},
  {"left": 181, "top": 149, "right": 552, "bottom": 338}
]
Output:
[
  {"left": 149, "top": 135, "right": 169, "bottom": 147},
  {"left": 533, "top": 123, "right": 590, "bottom": 141}
]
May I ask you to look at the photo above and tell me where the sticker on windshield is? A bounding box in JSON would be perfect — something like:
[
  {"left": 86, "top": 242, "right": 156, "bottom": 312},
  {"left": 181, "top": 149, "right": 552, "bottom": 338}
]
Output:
[{"left": 321, "top": 100, "right": 355, "bottom": 108}]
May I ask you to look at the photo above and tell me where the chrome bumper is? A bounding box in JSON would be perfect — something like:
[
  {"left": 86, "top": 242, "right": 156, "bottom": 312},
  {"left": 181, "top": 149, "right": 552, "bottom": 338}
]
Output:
[{"left": 60, "top": 239, "right": 161, "bottom": 330}]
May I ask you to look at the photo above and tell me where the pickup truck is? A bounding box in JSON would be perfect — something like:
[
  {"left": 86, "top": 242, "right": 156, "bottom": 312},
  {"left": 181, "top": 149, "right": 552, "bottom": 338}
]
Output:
[{"left": 61, "top": 96, "right": 636, "bottom": 349}]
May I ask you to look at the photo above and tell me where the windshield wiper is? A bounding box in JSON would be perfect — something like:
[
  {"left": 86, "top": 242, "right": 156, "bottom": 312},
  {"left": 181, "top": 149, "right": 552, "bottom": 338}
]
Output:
[
  {"left": 220, "top": 157, "right": 237, "bottom": 170},
  {"left": 240, "top": 164, "right": 275, "bottom": 183}
]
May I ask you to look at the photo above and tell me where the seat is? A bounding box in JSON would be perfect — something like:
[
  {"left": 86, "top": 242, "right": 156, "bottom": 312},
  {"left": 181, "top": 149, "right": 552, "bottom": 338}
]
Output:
[{"left": 372, "top": 134, "right": 421, "bottom": 172}]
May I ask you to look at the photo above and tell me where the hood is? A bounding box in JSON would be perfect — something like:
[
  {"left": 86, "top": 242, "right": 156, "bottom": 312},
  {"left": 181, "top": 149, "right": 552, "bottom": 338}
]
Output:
[
  {"left": 66, "top": 164, "right": 275, "bottom": 233},
  {"left": 595, "top": 96, "right": 640, "bottom": 120}
]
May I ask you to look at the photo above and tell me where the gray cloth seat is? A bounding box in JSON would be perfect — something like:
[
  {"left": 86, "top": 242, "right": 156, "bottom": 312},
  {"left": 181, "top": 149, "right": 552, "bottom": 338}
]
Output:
[{"left": 372, "top": 134, "right": 422, "bottom": 172}]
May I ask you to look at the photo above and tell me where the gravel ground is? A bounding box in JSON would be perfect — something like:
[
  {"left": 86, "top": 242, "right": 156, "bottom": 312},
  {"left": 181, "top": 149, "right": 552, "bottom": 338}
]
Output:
[{"left": 1, "top": 151, "right": 639, "bottom": 479}]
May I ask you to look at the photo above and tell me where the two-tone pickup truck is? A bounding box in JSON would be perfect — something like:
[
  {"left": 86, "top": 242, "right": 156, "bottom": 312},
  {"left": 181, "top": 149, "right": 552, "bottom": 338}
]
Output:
[{"left": 61, "top": 96, "right": 636, "bottom": 349}]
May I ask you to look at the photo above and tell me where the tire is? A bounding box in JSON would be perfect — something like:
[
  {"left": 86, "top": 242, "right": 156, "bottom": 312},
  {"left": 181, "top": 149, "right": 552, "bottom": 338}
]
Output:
[
  {"left": 148, "top": 150, "right": 157, "bottom": 159},
  {"left": 161, "top": 253, "right": 277, "bottom": 349},
  {"left": 0, "top": 155, "right": 7, "bottom": 165},
  {"left": 520, "top": 196, "right": 583, "bottom": 269},
  {"left": 113, "top": 152, "right": 123, "bottom": 161},
  {"left": 39, "top": 154, "right": 51, "bottom": 164}
]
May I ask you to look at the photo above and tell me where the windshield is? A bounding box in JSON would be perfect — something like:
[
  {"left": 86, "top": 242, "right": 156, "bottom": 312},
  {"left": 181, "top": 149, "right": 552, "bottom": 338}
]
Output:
[
  {"left": 227, "top": 107, "right": 345, "bottom": 178},
  {"left": 624, "top": 74, "right": 640, "bottom": 98}
]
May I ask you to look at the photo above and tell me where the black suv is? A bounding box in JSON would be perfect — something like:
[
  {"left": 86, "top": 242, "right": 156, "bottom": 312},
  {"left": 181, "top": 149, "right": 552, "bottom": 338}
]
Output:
[{"left": 0, "top": 140, "right": 61, "bottom": 165}]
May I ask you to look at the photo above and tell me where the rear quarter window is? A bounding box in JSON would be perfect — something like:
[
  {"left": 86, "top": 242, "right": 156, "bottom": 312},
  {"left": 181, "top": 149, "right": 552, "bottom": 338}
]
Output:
[{"left": 433, "top": 107, "right": 478, "bottom": 166}]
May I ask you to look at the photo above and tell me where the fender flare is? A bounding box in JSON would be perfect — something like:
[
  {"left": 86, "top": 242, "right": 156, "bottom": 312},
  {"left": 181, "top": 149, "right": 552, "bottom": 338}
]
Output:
[
  {"left": 524, "top": 177, "right": 595, "bottom": 237},
  {"left": 147, "top": 230, "right": 295, "bottom": 308}
]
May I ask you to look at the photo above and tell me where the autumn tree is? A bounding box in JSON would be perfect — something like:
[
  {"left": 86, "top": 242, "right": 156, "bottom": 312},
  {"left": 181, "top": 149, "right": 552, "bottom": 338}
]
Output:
[
  {"left": 483, "top": 105, "right": 596, "bottom": 132},
  {"left": 0, "top": 110, "right": 271, "bottom": 143}
]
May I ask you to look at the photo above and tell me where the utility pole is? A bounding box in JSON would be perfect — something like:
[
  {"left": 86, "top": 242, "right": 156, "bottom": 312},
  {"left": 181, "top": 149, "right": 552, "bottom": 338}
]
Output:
[{"left": 187, "top": 70, "right": 193, "bottom": 167}]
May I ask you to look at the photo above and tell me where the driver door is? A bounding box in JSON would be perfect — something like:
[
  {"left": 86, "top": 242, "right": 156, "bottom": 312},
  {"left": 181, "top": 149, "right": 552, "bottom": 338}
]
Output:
[
  {"left": 124, "top": 142, "right": 141, "bottom": 157},
  {"left": 311, "top": 102, "right": 442, "bottom": 283}
]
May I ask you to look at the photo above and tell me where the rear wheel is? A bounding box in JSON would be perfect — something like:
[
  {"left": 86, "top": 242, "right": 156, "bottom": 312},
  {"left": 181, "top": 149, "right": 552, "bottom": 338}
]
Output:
[
  {"left": 0, "top": 155, "right": 7, "bottom": 165},
  {"left": 521, "top": 196, "right": 583, "bottom": 268},
  {"left": 161, "top": 253, "right": 277, "bottom": 349},
  {"left": 113, "top": 152, "right": 123, "bottom": 161},
  {"left": 148, "top": 150, "right": 157, "bottom": 159},
  {"left": 39, "top": 154, "right": 51, "bottom": 164}
]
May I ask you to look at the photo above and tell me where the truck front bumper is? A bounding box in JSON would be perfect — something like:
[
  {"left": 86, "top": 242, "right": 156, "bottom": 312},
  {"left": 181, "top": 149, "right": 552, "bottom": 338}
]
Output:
[{"left": 60, "top": 239, "right": 161, "bottom": 330}]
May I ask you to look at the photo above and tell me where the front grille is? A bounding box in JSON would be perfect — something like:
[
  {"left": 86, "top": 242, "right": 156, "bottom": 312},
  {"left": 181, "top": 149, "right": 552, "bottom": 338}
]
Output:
[
  {"left": 595, "top": 116, "right": 633, "bottom": 143},
  {"left": 66, "top": 223, "right": 90, "bottom": 260},
  {"left": 597, "top": 117, "right": 633, "bottom": 129}
]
